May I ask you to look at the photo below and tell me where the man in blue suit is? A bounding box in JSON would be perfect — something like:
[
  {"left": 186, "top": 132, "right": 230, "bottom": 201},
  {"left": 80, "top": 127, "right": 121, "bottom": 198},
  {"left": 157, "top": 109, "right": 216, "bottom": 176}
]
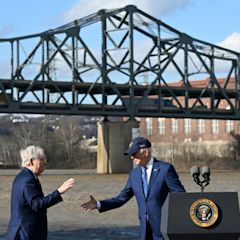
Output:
[
  {"left": 81, "top": 137, "right": 185, "bottom": 240},
  {"left": 6, "top": 145, "right": 75, "bottom": 240}
]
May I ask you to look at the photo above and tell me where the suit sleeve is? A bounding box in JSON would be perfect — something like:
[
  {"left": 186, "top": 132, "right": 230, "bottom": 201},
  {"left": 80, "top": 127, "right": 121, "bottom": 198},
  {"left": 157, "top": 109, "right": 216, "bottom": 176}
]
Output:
[
  {"left": 23, "top": 182, "right": 63, "bottom": 212},
  {"left": 165, "top": 164, "right": 186, "bottom": 192},
  {"left": 99, "top": 174, "right": 134, "bottom": 213}
]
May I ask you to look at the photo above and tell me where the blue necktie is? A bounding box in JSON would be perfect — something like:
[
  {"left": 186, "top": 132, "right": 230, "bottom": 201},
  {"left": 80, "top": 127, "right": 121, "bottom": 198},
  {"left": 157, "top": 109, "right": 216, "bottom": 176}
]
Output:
[{"left": 142, "top": 166, "right": 148, "bottom": 198}]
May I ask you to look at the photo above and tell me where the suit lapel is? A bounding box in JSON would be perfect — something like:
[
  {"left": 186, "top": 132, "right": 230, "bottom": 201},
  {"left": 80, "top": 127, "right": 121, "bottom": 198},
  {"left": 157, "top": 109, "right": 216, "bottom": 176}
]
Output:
[{"left": 147, "top": 159, "right": 160, "bottom": 197}]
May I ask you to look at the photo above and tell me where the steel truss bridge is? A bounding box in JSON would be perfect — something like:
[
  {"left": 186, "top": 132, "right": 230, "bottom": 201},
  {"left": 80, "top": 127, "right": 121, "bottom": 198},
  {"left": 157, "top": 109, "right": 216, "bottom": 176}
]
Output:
[{"left": 0, "top": 5, "right": 240, "bottom": 119}]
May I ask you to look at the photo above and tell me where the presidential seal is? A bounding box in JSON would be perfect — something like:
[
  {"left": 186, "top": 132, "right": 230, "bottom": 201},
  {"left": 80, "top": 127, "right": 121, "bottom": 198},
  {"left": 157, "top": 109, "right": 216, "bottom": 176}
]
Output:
[{"left": 189, "top": 198, "right": 218, "bottom": 227}]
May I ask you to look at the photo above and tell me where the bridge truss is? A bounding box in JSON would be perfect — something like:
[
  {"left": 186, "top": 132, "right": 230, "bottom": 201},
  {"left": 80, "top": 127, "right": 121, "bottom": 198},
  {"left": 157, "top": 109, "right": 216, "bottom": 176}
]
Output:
[{"left": 0, "top": 5, "right": 240, "bottom": 119}]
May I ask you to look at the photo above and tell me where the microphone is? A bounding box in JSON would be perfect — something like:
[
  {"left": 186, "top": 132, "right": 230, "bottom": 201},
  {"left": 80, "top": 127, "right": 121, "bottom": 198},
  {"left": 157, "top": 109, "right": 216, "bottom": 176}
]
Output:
[
  {"left": 201, "top": 165, "right": 210, "bottom": 179},
  {"left": 190, "top": 165, "right": 211, "bottom": 192},
  {"left": 191, "top": 166, "right": 200, "bottom": 179},
  {"left": 201, "top": 166, "right": 210, "bottom": 189},
  {"left": 191, "top": 165, "right": 200, "bottom": 177},
  {"left": 191, "top": 166, "right": 200, "bottom": 184}
]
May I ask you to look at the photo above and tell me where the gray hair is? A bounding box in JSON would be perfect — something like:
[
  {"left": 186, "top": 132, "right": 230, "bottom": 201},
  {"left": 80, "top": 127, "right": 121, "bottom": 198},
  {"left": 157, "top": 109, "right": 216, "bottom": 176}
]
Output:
[{"left": 20, "top": 145, "right": 46, "bottom": 167}]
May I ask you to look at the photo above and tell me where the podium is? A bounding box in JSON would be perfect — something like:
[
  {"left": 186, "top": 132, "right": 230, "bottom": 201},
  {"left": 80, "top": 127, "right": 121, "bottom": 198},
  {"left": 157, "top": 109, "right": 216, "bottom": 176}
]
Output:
[{"left": 161, "top": 192, "right": 240, "bottom": 240}]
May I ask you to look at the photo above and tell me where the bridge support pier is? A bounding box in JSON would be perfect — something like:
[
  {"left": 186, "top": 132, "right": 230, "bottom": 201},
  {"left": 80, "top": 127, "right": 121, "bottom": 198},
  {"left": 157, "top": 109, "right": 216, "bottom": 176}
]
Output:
[{"left": 97, "top": 119, "right": 139, "bottom": 173}]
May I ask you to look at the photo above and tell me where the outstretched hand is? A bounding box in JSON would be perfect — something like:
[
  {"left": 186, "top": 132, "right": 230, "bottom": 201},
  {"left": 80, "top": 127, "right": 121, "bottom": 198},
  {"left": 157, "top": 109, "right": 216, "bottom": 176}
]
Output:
[
  {"left": 81, "top": 194, "right": 97, "bottom": 211},
  {"left": 58, "top": 178, "right": 75, "bottom": 194}
]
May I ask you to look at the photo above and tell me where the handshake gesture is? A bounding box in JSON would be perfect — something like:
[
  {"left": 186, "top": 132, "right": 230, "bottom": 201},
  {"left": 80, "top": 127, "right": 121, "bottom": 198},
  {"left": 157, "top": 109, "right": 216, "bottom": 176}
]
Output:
[{"left": 81, "top": 194, "right": 97, "bottom": 211}]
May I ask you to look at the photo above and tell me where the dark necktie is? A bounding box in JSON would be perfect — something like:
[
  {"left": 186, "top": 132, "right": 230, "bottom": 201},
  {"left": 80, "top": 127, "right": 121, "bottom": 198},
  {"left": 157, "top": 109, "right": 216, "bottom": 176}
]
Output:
[{"left": 142, "top": 166, "right": 148, "bottom": 198}]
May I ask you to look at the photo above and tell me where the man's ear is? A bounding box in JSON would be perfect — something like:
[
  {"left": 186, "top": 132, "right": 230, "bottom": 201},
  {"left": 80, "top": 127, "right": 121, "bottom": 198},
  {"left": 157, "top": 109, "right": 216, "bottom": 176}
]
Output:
[
  {"left": 145, "top": 148, "right": 151, "bottom": 157},
  {"left": 25, "top": 160, "right": 32, "bottom": 167},
  {"left": 30, "top": 159, "right": 34, "bottom": 166}
]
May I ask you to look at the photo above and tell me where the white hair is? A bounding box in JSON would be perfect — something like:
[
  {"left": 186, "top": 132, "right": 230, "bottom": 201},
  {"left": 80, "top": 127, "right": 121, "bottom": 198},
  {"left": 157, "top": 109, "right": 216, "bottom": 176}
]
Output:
[{"left": 20, "top": 145, "right": 45, "bottom": 167}]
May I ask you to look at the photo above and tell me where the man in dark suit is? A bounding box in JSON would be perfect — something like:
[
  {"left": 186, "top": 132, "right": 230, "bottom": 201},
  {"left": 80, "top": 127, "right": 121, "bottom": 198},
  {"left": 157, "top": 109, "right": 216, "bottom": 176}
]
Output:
[
  {"left": 6, "top": 145, "right": 74, "bottom": 240},
  {"left": 81, "top": 137, "right": 185, "bottom": 240}
]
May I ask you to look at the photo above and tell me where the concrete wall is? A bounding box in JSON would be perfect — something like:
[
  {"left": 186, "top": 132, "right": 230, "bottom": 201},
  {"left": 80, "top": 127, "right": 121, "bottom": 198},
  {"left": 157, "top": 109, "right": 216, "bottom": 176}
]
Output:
[{"left": 97, "top": 119, "right": 139, "bottom": 173}]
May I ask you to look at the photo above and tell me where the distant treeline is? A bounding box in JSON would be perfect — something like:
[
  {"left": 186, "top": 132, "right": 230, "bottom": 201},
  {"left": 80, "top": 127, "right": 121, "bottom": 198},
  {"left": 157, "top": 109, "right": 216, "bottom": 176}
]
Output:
[
  {"left": 154, "top": 131, "right": 240, "bottom": 171},
  {"left": 0, "top": 115, "right": 98, "bottom": 169}
]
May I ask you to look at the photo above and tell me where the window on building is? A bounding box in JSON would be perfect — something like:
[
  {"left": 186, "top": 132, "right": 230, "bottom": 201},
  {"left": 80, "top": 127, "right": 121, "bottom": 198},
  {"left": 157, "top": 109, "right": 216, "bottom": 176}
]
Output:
[
  {"left": 212, "top": 119, "right": 219, "bottom": 133},
  {"left": 158, "top": 118, "right": 165, "bottom": 135},
  {"left": 198, "top": 119, "right": 205, "bottom": 134},
  {"left": 226, "top": 120, "right": 233, "bottom": 133},
  {"left": 146, "top": 118, "right": 153, "bottom": 135},
  {"left": 171, "top": 118, "right": 178, "bottom": 134},
  {"left": 184, "top": 118, "right": 191, "bottom": 134},
  {"left": 184, "top": 138, "right": 192, "bottom": 143}
]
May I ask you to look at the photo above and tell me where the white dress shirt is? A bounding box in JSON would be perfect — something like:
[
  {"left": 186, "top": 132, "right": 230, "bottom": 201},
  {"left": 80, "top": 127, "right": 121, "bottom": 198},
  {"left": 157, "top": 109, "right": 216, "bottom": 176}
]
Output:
[{"left": 142, "top": 156, "right": 154, "bottom": 185}]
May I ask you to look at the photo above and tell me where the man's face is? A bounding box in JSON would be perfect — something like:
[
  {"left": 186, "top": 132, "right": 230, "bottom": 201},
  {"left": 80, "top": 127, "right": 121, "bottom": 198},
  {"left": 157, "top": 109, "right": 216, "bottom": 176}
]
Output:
[
  {"left": 32, "top": 156, "right": 47, "bottom": 176},
  {"left": 131, "top": 148, "right": 149, "bottom": 166}
]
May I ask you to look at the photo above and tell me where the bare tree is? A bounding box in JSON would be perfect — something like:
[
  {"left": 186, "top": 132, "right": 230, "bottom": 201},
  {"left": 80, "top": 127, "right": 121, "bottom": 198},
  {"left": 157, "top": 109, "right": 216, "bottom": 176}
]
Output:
[{"left": 55, "top": 116, "right": 82, "bottom": 164}]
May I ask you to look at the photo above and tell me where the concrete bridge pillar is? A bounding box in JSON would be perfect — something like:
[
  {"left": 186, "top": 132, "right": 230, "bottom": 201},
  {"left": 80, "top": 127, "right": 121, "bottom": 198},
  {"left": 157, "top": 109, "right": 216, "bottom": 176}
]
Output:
[{"left": 97, "top": 119, "right": 139, "bottom": 173}]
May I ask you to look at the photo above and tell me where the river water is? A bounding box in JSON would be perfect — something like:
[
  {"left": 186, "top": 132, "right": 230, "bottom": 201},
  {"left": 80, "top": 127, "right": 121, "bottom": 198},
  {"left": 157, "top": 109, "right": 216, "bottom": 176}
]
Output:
[{"left": 0, "top": 169, "right": 239, "bottom": 239}]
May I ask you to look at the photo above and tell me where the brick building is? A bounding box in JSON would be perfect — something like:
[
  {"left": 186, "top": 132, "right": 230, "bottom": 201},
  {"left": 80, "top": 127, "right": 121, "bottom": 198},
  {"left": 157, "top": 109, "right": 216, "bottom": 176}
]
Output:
[{"left": 138, "top": 78, "right": 240, "bottom": 144}]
